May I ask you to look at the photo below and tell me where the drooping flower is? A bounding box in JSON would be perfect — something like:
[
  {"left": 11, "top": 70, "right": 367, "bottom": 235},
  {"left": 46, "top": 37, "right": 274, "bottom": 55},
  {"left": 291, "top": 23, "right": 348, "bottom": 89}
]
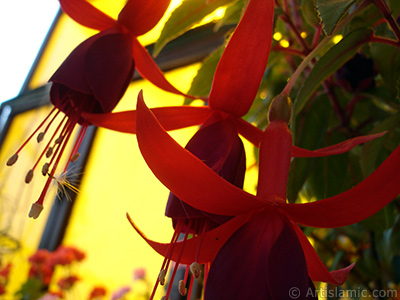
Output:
[
  {"left": 6, "top": 0, "right": 184, "bottom": 219},
  {"left": 128, "top": 91, "right": 400, "bottom": 299}
]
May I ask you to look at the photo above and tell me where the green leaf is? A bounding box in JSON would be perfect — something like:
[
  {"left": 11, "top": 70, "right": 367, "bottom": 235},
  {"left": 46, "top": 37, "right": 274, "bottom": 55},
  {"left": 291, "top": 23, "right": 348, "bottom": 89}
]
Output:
[
  {"left": 301, "top": 0, "right": 321, "bottom": 28},
  {"left": 153, "top": 0, "right": 237, "bottom": 56},
  {"left": 287, "top": 94, "right": 331, "bottom": 203},
  {"left": 316, "top": 0, "right": 360, "bottom": 35},
  {"left": 294, "top": 28, "right": 373, "bottom": 115},
  {"left": 214, "top": 0, "right": 244, "bottom": 31},
  {"left": 360, "top": 114, "right": 400, "bottom": 177},
  {"left": 184, "top": 44, "right": 225, "bottom": 104},
  {"left": 360, "top": 203, "right": 398, "bottom": 233},
  {"left": 371, "top": 44, "right": 400, "bottom": 100},
  {"left": 307, "top": 132, "right": 350, "bottom": 199}
]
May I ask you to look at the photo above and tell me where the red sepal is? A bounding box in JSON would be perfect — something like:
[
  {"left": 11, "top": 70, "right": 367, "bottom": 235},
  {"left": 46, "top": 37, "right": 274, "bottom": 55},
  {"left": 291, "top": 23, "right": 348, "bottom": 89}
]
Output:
[
  {"left": 279, "top": 145, "right": 400, "bottom": 228},
  {"left": 136, "top": 91, "right": 270, "bottom": 216},
  {"left": 291, "top": 221, "right": 354, "bottom": 285},
  {"left": 132, "top": 39, "right": 198, "bottom": 98},
  {"left": 126, "top": 212, "right": 251, "bottom": 264},
  {"left": 82, "top": 106, "right": 212, "bottom": 133},
  {"left": 208, "top": 0, "right": 274, "bottom": 117},
  {"left": 292, "top": 132, "right": 387, "bottom": 157},
  {"left": 118, "top": 0, "right": 171, "bottom": 36},
  {"left": 59, "top": 0, "right": 116, "bottom": 31}
]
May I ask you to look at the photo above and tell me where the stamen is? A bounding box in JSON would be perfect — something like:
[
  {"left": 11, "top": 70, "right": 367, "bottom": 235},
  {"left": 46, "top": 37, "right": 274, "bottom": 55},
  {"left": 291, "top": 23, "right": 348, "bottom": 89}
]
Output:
[
  {"left": 42, "top": 163, "right": 49, "bottom": 176},
  {"left": 29, "top": 203, "right": 44, "bottom": 219},
  {"left": 37, "top": 132, "right": 45, "bottom": 143},
  {"left": 158, "top": 269, "right": 166, "bottom": 286},
  {"left": 190, "top": 262, "right": 202, "bottom": 279},
  {"left": 6, "top": 154, "right": 18, "bottom": 166},
  {"left": 6, "top": 107, "right": 57, "bottom": 167},
  {"left": 25, "top": 169, "right": 34, "bottom": 184},
  {"left": 178, "top": 280, "right": 187, "bottom": 296}
]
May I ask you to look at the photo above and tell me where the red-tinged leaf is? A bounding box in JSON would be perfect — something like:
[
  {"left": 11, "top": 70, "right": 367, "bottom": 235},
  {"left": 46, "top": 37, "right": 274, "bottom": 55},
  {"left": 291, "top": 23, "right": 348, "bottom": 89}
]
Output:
[
  {"left": 291, "top": 222, "right": 354, "bottom": 285},
  {"left": 235, "top": 118, "right": 263, "bottom": 147},
  {"left": 118, "top": 0, "right": 171, "bottom": 36},
  {"left": 278, "top": 145, "right": 400, "bottom": 228},
  {"left": 209, "top": 0, "right": 274, "bottom": 117},
  {"left": 132, "top": 39, "right": 198, "bottom": 99},
  {"left": 126, "top": 212, "right": 252, "bottom": 264},
  {"left": 292, "top": 132, "right": 387, "bottom": 157},
  {"left": 136, "top": 91, "right": 271, "bottom": 216},
  {"left": 82, "top": 106, "right": 213, "bottom": 133},
  {"left": 59, "top": 0, "right": 116, "bottom": 31}
]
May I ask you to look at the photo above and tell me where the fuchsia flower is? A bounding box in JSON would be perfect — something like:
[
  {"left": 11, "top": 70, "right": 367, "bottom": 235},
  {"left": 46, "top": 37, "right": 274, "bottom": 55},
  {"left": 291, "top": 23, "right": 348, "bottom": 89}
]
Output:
[
  {"left": 130, "top": 89, "right": 400, "bottom": 300},
  {"left": 6, "top": 0, "right": 185, "bottom": 219}
]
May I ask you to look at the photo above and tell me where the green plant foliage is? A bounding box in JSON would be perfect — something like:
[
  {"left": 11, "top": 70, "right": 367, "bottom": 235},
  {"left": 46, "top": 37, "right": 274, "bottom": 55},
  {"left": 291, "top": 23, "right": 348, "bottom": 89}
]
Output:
[
  {"left": 316, "top": 0, "right": 361, "bottom": 35},
  {"left": 294, "top": 28, "right": 374, "bottom": 115},
  {"left": 153, "top": 0, "right": 238, "bottom": 56}
]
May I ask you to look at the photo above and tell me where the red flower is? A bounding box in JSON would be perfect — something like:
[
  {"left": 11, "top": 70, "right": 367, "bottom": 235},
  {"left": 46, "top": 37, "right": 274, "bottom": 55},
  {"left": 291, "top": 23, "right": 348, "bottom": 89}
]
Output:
[
  {"left": 6, "top": 0, "right": 181, "bottom": 219},
  {"left": 58, "top": 275, "right": 80, "bottom": 290},
  {"left": 88, "top": 286, "right": 107, "bottom": 299},
  {"left": 0, "top": 263, "right": 11, "bottom": 279},
  {"left": 28, "top": 249, "right": 52, "bottom": 265},
  {"left": 0, "top": 282, "right": 5, "bottom": 295},
  {"left": 130, "top": 88, "right": 400, "bottom": 299},
  {"left": 50, "top": 245, "right": 86, "bottom": 266}
]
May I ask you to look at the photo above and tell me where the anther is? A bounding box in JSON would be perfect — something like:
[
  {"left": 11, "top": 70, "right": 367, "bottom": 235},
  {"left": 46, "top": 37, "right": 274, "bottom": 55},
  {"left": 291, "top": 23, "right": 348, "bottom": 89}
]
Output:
[
  {"left": 29, "top": 203, "right": 44, "bottom": 219},
  {"left": 37, "top": 132, "right": 45, "bottom": 143},
  {"left": 6, "top": 154, "right": 18, "bottom": 166},
  {"left": 178, "top": 280, "right": 187, "bottom": 296},
  {"left": 55, "top": 136, "right": 63, "bottom": 144},
  {"left": 70, "top": 153, "right": 80, "bottom": 162},
  {"left": 25, "top": 170, "right": 34, "bottom": 184},
  {"left": 190, "top": 262, "right": 202, "bottom": 279},
  {"left": 159, "top": 269, "right": 166, "bottom": 285},
  {"left": 42, "top": 163, "right": 49, "bottom": 176},
  {"left": 46, "top": 147, "right": 53, "bottom": 158}
]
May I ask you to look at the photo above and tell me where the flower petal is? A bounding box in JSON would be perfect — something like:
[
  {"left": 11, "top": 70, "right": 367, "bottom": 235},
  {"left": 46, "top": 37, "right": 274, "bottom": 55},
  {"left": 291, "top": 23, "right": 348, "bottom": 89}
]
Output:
[
  {"left": 278, "top": 145, "right": 400, "bottom": 228},
  {"left": 291, "top": 222, "right": 354, "bottom": 285},
  {"left": 204, "top": 209, "right": 285, "bottom": 300},
  {"left": 126, "top": 212, "right": 251, "bottom": 264},
  {"left": 132, "top": 39, "right": 197, "bottom": 98},
  {"left": 267, "top": 220, "right": 316, "bottom": 300},
  {"left": 82, "top": 106, "right": 212, "bottom": 133},
  {"left": 50, "top": 26, "right": 134, "bottom": 113},
  {"left": 83, "top": 29, "right": 134, "bottom": 112},
  {"left": 208, "top": 0, "right": 274, "bottom": 117},
  {"left": 59, "top": 0, "right": 116, "bottom": 31},
  {"left": 136, "top": 91, "right": 269, "bottom": 216},
  {"left": 118, "top": 0, "right": 171, "bottom": 36},
  {"left": 292, "top": 132, "right": 387, "bottom": 157}
]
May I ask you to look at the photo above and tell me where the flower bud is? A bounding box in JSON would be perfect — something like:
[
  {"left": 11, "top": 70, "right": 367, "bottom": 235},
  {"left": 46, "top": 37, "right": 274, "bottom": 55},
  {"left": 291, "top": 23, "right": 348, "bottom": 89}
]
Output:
[{"left": 268, "top": 94, "right": 292, "bottom": 123}]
